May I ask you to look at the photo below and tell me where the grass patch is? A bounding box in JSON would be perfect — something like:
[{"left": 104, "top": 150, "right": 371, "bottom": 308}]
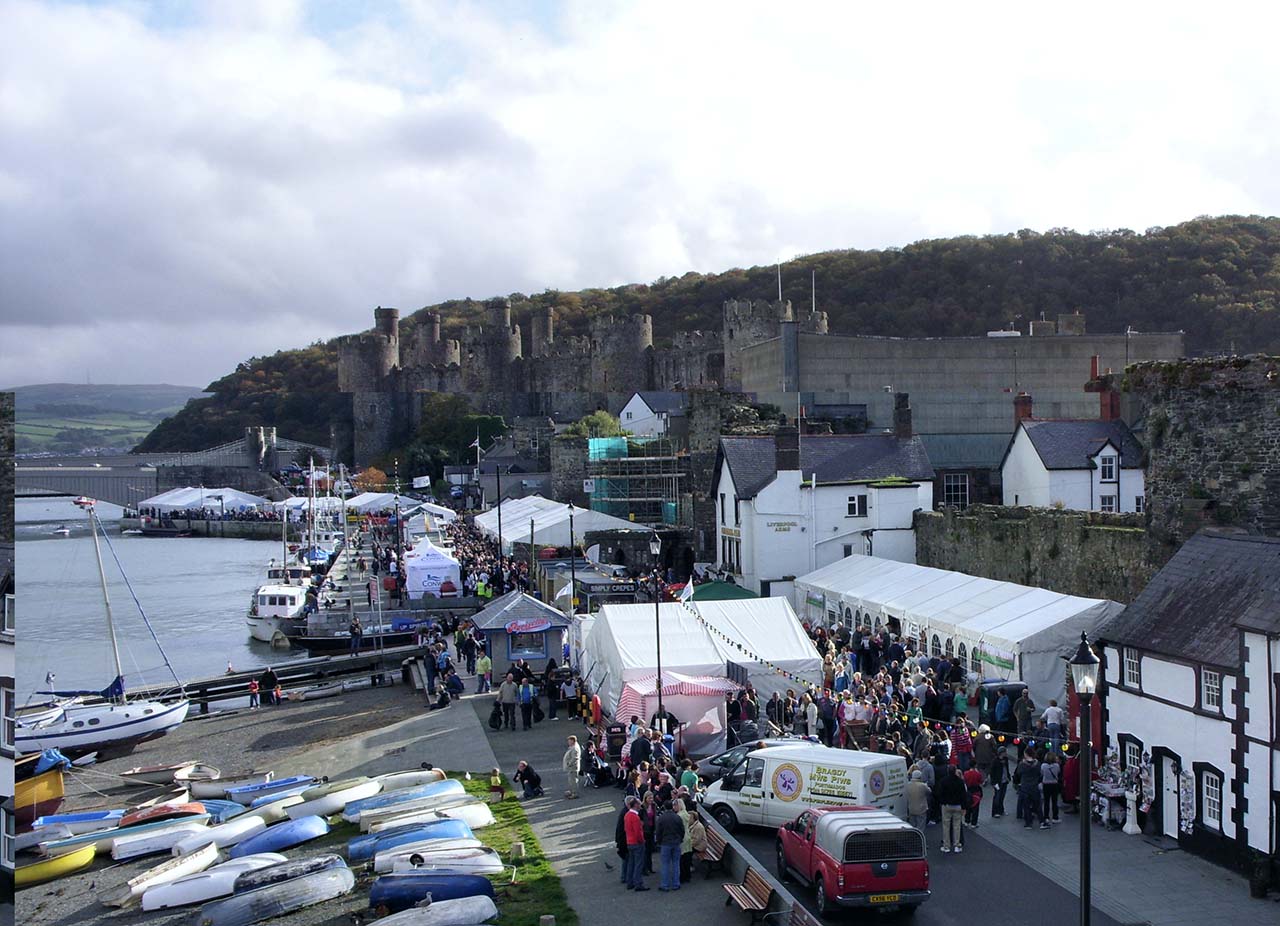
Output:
[{"left": 456, "top": 771, "right": 579, "bottom": 926}]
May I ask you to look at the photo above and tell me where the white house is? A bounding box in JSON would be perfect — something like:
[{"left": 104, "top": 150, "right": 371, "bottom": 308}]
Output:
[
  {"left": 1100, "top": 530, "right": 1279, "bottom": 880},
  {"left": 617, "top": 392, "right": 687, "bottom": 437},
  {"left": 1000, "top": 409, "right": 1145, "bottom": 512},
  {"left": 711, "top": 426, "right": 935, "bottom": 596}
]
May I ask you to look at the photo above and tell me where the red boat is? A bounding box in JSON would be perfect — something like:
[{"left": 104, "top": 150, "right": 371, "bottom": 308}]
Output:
[{"left": 119, "top": 801, "right": 207, "bottom": 829}]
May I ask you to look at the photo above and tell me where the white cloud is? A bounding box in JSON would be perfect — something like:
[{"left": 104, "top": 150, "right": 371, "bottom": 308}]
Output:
[{"left": 1, "top": 0, "right": 1279, "bottom": 387}]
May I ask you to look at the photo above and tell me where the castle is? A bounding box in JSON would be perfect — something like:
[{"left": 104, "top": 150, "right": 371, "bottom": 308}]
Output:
[{"left": 338, "top": 298, "right": 826, "bottom": 462}]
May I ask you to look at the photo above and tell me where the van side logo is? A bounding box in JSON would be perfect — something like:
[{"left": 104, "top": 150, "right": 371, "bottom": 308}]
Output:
[
  {"left": 868, "top": 770, "right": 885, "bottom": 796},
  {"left": 773, "top": 763, "right": 803, "bottom": 801}
]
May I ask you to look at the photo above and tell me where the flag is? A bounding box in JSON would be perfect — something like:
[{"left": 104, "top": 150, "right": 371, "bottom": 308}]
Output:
[
  {"left": 679, "top": 582, "right": 694, "bottom": 604},
  {"left": 469, "top": 437, "right": 480, "bottom": 449},
  {"left": 555, "top": 583, "right": 572, "bottom": 600}
]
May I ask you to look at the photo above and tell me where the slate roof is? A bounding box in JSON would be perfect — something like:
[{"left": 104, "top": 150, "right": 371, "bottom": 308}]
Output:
[
  {"left": 471, "top": 590, "right": 571, "bottom": 631},
  {"left": 629, "top": 392, "right": 688, "bottom": 416},
  {"left": 1100, "top": 531, "right": 1280, "bottom": 668},
  {"left": 716, "top": 434, "right": 935, "bottom": 499},
  {"left": 1018, "top": 419, "right": 1143, "bottom": 470},
  {"left": 918, "top": 433, "right": 1010, "bottom": 470}
]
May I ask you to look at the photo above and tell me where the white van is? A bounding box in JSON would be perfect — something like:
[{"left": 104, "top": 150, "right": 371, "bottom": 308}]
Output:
[{"left": 701, "top": 745, "right": 908, "bottom": 832}]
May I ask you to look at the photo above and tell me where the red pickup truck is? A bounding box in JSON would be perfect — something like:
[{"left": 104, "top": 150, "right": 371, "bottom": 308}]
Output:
[{"left": 776, "top": 806, "right": 930, "bottom": 918}]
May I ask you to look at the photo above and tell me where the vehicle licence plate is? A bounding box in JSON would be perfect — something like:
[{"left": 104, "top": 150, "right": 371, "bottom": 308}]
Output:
[{"left": 869, "top": 894, "right": 900, "bottom": 904}]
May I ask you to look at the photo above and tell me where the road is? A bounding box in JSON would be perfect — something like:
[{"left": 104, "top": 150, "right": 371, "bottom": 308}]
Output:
[{"left": 733, "top": 822, "right": 1129, "bottom": 925}]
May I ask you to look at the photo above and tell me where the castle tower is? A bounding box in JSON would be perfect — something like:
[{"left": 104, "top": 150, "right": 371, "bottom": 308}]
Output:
[
  {"left": 337, "top": 306, "right": 400, "bottom": 392},
  {"left": 530, "top": 305, "right": 555, "bottom": 359},
  {"left": 461, "top": 299, "right": 522, "bottom": 392},
  {"left": 589, "top": 313, "right": 653, "bottom": 393},
  {"left": 723, "top": 298, "right": 795, "bottom": 392}
]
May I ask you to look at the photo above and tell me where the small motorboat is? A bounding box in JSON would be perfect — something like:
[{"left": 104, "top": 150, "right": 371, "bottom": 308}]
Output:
[
  {"left": 192, "top": 866, "right": 355, "bottom": 925},
  {"left": 171, "top": 813, "right": 267, "bottom": 856},
  {"left": 286, "top": 777, "right": 381, "bottom": 820},
  {"left": 369, "top": 872, "right": 495, "bottom": 914},
  {"left": 51, "top": 526, "right": 71, "bottom": 536},
  {"left": 189, "top": 770, "right": 273, "bottom": 801},
  {"left": 112, "top": 820, "right": 212, "bottom": 861},
  {"left": 16, "top": 843, "right": 96, "bottom": 888},
  {"left": 120, "top": 762, "right": 195, "bottom": 787},
  {"left": 174, "top": 763, "right": 222, "bottom": 786},
  {"left": 101, "top": 840, "right": 218, "bottom": 907},
  {"left": 119, "top": 801, "right": 206, "bottom": 829},
  {"left": 223, "top": 775, "right": 315, "bottom": 806},
  {"left": 32, "top": 808, "right": 123, "bottom": 835},
  {"left": 230, "top": 853, "right": 346, "bottom": 893},
  {"left": 347, "top": 818, "right": 474, "bottom": 862},
  {"left": 228, "top": 813, "right": 329, "bottom": 858},
  {"left": 141, "top": 853, "right": 287, "bottom": 911},
  {"left": 375, "top": 845, "right": 503, "bottom": 875},
  {"left": 343, "top": 778, "right": 463, "bottom": 824}
]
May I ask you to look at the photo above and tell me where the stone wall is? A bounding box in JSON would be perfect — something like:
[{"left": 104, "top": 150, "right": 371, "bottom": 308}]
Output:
[
  {"left": 155, "top": 465, "right": 291, "bottom": 501},
  {"left": 914, "top": 505, "right": 1172, "bottom": 604},
  {"left": 1116, "top": 355, "right": 1280, "bottom": 543},
  {"left": 550, "top": 435, "right": 589, "bottom": 510}
]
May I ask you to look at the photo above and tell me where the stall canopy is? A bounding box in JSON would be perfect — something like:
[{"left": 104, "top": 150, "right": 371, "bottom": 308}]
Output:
[
  {"left": 138, "top": 486, "right": 269, "bottom": 514},
  {"left": 617, "top": 672, "right": 742, "bottom": 756},
  {"left": 273, "top": 496, "right": 345, "bottom": 513},
  {"left": 474, "top": 496, "right": 654, "bottom": 550},
  {"left": 345, "top": 492, "right": 421, "bottom": 514},
  {"left": 690, "top": 581, "right": 758, "bottom": 601},
  {"left": 793, "top": 555, "right": 1124, "bottom": 707},
  {"left": 403, "top": 539, "right": 461, "bottom": 599},
  {"left": 419, "top": 501, "right": 457, "bottom": 524}
]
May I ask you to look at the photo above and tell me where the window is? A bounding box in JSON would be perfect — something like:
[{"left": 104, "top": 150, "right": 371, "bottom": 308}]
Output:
[
  {"left": 847, "top": 494, "right": 868, "bottom": 518},
  {"left": 931, "top": 635, "right": 941, "bottom": 658},
  {"left": 719, "top": 493, "right": 726, "bottom": 525},
  {"left": 1202, "top": 670, "right": 1222, "bottom": 711},
  {"left": 1, "top": 806, "right": 11, "bottom": 872},
  {"left": 2, "top": 593, "right": 12, "bottom": 633},
  {"left": 1, "top": 685, "right": 12, "bottom": 752},
  {"left": 842, "top": 544, "right": 854, "bottom": 558},
  {"left": 745, "top": 757, "right": 765, "bottom": 788},
  {"left": 957, "top": 643, "right": 967, "bottom": 669},
  {"left": 1134, "top": 496, "right": 1145, "bottom": 513},
  {"left": 1100, "top": 455, "right": 1117, "bottom": 481},
  {"left": 1100, "top": 495, "right": 1118, "bottom": 513},
  {"left": 1123, "top": 647, "right": 1141, "bottom": 688},
  {"left": 943, "top": 473, "right": 969, "bottom": 509},
  {"left": 970, "top": 646, "right": 981, "bottom": 674},
  {"left": 734, "top": 497, "right": 741, "bottom": 526},
  {"left": 945, "top": 638, "right": 954, "bottom": 659},
  {"left": 1201, "top": 772, "right": 1222, "bottom": 829},
  {"left": 1124, "top": 740, "right": 1142, "bottom": 771},
  {"left": 508, "top": 631, "right": 547, "bottom": 660},
  {"left": 625, "top": 411, "right": 633, "bottom": 420}
]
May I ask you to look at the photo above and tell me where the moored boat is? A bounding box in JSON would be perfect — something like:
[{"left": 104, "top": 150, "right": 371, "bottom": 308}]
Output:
[
  {"left": 141, "top": 853, "right": 287, "bottom": 911},
  {"left": 192, "top": 865, "right": 356, "bottom": 926},
  {"left": 101, "top": 840, "right": 218, "bottom": 907},
  {"left": 16, "top": 843, "right": 96, "bottom": 888},
  {"left": 246, "top": 583, "right": 308, "bottom": 644},
  {"left": 228, "top": 813, "right": 329, "bottom": 858}
]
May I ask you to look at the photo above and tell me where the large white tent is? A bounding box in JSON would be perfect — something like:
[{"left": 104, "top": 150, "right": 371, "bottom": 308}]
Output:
[
  {"left": 345, "top": 492, "right": 421, "bottom": 514},
  {"left": 272, "top": 496, "right": 345, "bottom": 513},
  {"left": 138, "top": 486, "right": 269, "bottom": 515},
  {"left": 793, "top": 555, "right": 1124, "bottom": 707},
  {"left": 474, "top": 496, "right": 653, "bottom": 551},
  {"left": 403, "top": 539, "right": 462, "bottom": 599},
  {"left": 419, "top": 501, "right": 457, "bottom": 524},
  {"left": 695, "top": 597, "right": 823, "bottom": 699}
]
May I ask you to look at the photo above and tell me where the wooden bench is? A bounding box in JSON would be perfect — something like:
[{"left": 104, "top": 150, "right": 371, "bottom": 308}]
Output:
[
  {"left": 696, "top": 824, "right": 728, "bottom": 877},
  {"left": 788, "top": 902, "right": 823, "bottom": 926},
  {"left": 723, "top": 867, "right": 774, "bottom": 921}
]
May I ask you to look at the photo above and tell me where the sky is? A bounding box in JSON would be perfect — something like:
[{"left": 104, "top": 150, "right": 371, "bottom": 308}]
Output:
[{"left": 2, "top": 0, "right": 1279, "bottom": 388}]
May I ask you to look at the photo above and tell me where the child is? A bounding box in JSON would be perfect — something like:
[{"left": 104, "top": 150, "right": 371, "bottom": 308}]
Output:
[
  {"left": 488, "top": 767, "right": 506, "bottom": 803},
  {"left": 248, "top": 679, "right": 260, "bottom": 710},
  {"left": 273, "top": 684, "right": 283, "bottom": 705}
]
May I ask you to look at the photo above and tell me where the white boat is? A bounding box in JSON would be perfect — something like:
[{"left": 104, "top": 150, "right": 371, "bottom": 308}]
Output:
[
  {"left": 246, "top": 583, "right": 308, "bottom": 645},
  {"left": 239, "top": 793, "right": 304, "bottom": 825},
  {"left": 188, "top": 865, "right": 355, "bottom": 924},
  {"left": 289, "top": 680, "right": 344, "bottom": 701},
  {"left": 112, "top": 820, "right": 211, "bottom": 860},
  {"left": 120, "top": 762, "right": 193, "bottom": 786},
  {"left": 40, "top": 814, "right": 210, "bottom": 857},
  {"left": 374, "top": 768, "right": 448, "bottom": 792},
  {"left": 15, "top": 826, "right": 71, "bottom": 854},
  {"left": 170, "top": 814, "right": 266, "bottom": 855},
  {"left": 285, "top": 779, "right": 381, "bottom": 820},
  {"left": 51, "top": 526, "right": 71, "bottom": 536},
  {"left": 101, "top": 841, "right": 217, "bottom": 907},
  {"left": 370, "top": 800, "right": 495, "bottom": 833},
  {"left": 173, "top": 763, "right": 221, "bottom": 786},
  {"left": 19, "top": 503, "right": 190, "bottom": 758},
  {"left": 141, "top": 853, "right": 287, "bottom": 911},
  {"left": 376, "top": 845, "right": 503, "bottom": 875},
  {"left": 360, "top": 794, "right": 480, "bottom": 832},
  {"left": 373, "top": 895, "right": 499, "bottom": 926},
  {"left": 189, "top": 770, "right": 273, "bottom": 801}
]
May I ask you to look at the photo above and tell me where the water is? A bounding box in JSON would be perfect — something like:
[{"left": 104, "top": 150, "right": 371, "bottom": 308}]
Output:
[{"left": 16, "top": 497, "right": 288, "bottom": 703}]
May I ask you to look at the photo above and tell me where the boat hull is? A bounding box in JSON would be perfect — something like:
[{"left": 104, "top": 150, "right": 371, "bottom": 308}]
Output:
[
  {"left": 189, "top": 771, "right": 273, "bottom": 801},
  {"left": 372, "top": 896, "right": 499, "bottom": 926},
  {"left": 369, "top": 874, "right": 495, "bottom": 915},
  {"left": 102, "top": 840, "right": 218, "bottom": 907},
  {"left": 286, "top": 779, "right": 381, "bottom": 820},
  {"left": 344, "top": 778, "right": 464, "bottom": 823},
  {"left": 120, "top": 763, "right": 192, "bottom": 786},
  {"left": 16, "top": 767, "right": 66, "bottom": 830},
  {"left": 374, "top": 769, "right": 447, "bottom": 792},
  {"left": 228, "top": 813, "right": 329, "bottom": 858},
  {"left": 223, "top": 775, "right": 315, "bottom": 805},
  {"left": 41, "top": 813, "right": 211, "bottom": 857},
  {"left": 294, "top": 631, "right": 417, "bottom": 654},
  {"left": 112, "top": 820, "right": 212, "bottom": 860},
  {"left": 230, "top": 853, "right": 345, "bottom": 893},
  {"left": 371, "top": 801, "right": 495, "bottom": 833},
  {"left": 375, "top": 846, "right": 503, "bottom": 875},
  {"left": 171, "top": 814, "right": 266, "bottom": 855},
  {"left": 16, "top": 699, "right": 190, "bottom": 758},
  {"left": 141, "top": 853, "right": 287, "bottom": 911},
  {"left": 32, "top": 809, "right": 123, "bottom": 835},
  {"left": 119, "top": 802, "right": 206, "bottom": 829},
  {"left": 239, "top": 794, "right": 303, "bottom": 825},
  {"left": 16, "top": 843, "right": 96, "bottom": 888},
  {"left": 194, "top": 866, "right": 355, "bottom": 926},
  {"left": 348, "top": 819, "right": 474, "bottom": 862}
]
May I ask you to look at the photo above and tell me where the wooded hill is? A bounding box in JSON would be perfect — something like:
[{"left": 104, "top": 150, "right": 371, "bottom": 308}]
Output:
[{"left": 137, "top": 215, "right": 1280, "bottom": 453}]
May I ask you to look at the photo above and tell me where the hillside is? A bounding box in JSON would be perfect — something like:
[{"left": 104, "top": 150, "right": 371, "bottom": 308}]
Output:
[
  {"left": 137, "top": 216, "right": 1280, "bottom": 453},
  {"left": 11, "top": 383, "right": 208, "bottom": 455}
]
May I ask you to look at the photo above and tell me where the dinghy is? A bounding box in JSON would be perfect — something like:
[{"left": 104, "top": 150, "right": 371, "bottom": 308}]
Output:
[
  {"left": 370, "top": 894, "right": 499, "bottom": 926},
  {"left": 362, "top": 795, "right": 480, "bottom": 832},
  {"left": 170, "top": 814, "right": 266, "bottom": 855},
  {"left": 190, "top": 771, "right": 273, "bottom": 801},
  {"left": 16, "top": 825, "right": 71, "bottom": 854},
  {"left": 101, "top": 841, "right": 218, "bottom": 907},
  {"left": 239, "top": 793, "right": 304, "bottom": 825},
  {"left": 119, "top": 801, "right": 206, "bottom": 828},
  {"left": 289, "top": 680, "right": 344, "bottom": 701},
  {"left": 373, "top": 801, "right": 495, "bottom": 833},
  {"left": 230, "top": 853, "right": 346, "bottom": 893},
  {"left": 191, "top": 865, "right": 355, "bottom": 926},
  {"left": 16, "top": 843, "right": 96, "bottom": 888},
  {"left": 112, "top": 820, "right": 211, "bottom": 860},
  {"left": 141, "top": 853, "right": 287, "bottom": 911},
  {"left": 174, "top": 764, "right": 222, "bottom": 786},
  {"left": 377, "top": 846, "right": 504, "bottom": 875},
  {"left": 120, "top": 762, "right": 193, "bottom": 787},
  {"left": 228, "top": 813, "right": 329, "bottom": 858},
  {"left": 374, "top": 768, "right": 447, "bottom": 792},
  {"left": 248, "top": 784, "right": 312, "bottom": 807},
  {"left": 344, "top": 778, "right": 463, "bottom": 820},
  {"left": 286, "top": 778, "right": 381, "bottom": 820},
  {"left": 369, "top": 872, "right": 495, "bottom": 914},
  {"left": 223, "top": 775, "right": 314, "bottom": 806},
  {"left": 348, "top": 818, "right": 473, "bottom": 862},
  {"left": 32, "top": 808, "right": 123, "bottom": 835},
  {"left": 196, "top": 799, "right": 248, "bottom": 824},
  {"left": 41, "top": 813, "right": 212, "bottom": 856}
]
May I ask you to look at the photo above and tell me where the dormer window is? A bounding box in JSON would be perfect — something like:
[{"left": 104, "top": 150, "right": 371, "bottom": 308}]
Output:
[{"left": 1100, "top": 454, "right": 1117, "bottom": 481}]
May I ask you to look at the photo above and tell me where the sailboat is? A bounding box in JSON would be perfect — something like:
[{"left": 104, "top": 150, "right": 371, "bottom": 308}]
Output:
[{"left": 17, "top": 500, "right": 190, "bottom": 758}]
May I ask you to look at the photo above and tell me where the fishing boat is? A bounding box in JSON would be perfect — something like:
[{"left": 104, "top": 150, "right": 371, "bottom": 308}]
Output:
[
  {"left": 223, "top": 775, "right": 315, "bottom": 806},
  {"left": 15, "top": 753, "right": 67, "bottom": 829},
  {"left": 189, "top": 770, "right": 273, "bottom": 801},
  {"left": 140, "top": 853, "right": 287, "bottom": 911},
  {"left": 375, "top": 845, "right": 503, "bottom": 875},
  {"left": 228, "top": 813, "right": 329, "bottom": 858},
  {"left": 193, "top": 865, "right": 355, "bottom": 926},
  {"left": 369, "top": 872, "right": 495, "bottom": 914},
  {"left": 101, "top": 840, "right": 218, "bottom": 907},
  {"left": 18, "top": 502, "right": 190, "bottom": 758},
  {"left": 347, "top": 818, "right": 474, "bottom": 862},
  {"left": 284, "top": 777, "right": 381, "bottom": 820},
  {"left": 170, "top": 814, "right": 267, "bottom": 855},
  {"left": 343, "top": 778, "right": 463, "bottom": 823},
  {"left": 118, "top": 802, "right": 206, "bottom": 829},
  {"left": 16, "top": 843, "right": 96, "bottom": 888},
  {"left": 230, "top": 853, "right": 346, "bottom": 893},
  {"left": 245, "top": 583, "right": 308, "bottom": 645},
  {"left": 111, "top": 819, "right": 212, "bottom": 860},
  {"left": 371, "top": 896, "right": 499, "bottom": 926},
  {"left": 120, "top": 762, "right": 195, "bottom": 786}
]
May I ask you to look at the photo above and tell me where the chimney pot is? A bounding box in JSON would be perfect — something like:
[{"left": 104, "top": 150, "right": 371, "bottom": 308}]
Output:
[
  {"left": 775, "top": 426, "right": 801, "bottom": 472},
  {"left": 1014, "top": 392, "right": 1034, "bottom": 426},
  {"left": 893, "top": 393, "right": 912, "bottom": 440}
]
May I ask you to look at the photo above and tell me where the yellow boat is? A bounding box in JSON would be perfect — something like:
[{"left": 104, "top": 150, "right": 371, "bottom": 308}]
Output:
[
  {"left": 15, "top": 843, "right": 96, "bottom": 888},
  {"left": 16, "top": 761, "right": 66, "bottom": 829}
]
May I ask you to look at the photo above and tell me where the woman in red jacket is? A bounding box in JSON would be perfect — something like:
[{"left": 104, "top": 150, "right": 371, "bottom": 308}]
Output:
[{"left": 963, "top": 765, "right": 984, "bottom": 827}]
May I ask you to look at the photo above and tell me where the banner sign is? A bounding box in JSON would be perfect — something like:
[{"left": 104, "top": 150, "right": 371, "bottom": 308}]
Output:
[{"left": 505, "top": 617, "right": 553, "bottom": 634}]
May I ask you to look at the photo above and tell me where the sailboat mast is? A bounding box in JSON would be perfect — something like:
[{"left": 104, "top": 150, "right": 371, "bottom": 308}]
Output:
[{"left": 89, "top": 507, "right": 126, "bottom": 700}]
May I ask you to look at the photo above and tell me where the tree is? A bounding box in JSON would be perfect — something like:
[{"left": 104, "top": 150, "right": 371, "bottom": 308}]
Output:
[
  {"left": 562, "top": 410, "right": 628, "bottom": 438},
  {"left": 354, "top": 466, "right": 387, "bottom": 491}
]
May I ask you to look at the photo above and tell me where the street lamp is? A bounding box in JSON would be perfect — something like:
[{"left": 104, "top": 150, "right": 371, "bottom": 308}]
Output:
[
  {"left": 650, "top": 535, "right": 664, "bottom": 721},
  {"left": 1069, "top": 632, "right": 1101, "bottom": 926},
  {"left": 567, "top": 504, "right": 577, "bottom": 615}
]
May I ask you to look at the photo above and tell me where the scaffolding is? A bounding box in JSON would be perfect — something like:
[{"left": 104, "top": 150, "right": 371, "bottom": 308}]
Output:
[{"left": 586, "top": 436, "right": 686, "bottom": 526}]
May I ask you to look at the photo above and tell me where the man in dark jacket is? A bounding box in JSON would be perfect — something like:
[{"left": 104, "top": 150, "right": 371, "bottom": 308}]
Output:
[
  {"left": 937, "top": 766, "right": 968, "bottom": 853},
  {"left": 629, "top": 731, "right": 653, "bottom": 768},
  {"left": 513, "top": 760, "right": 543, "bottom": 800},
  {"left": 655, "top": 800, "right": 686, "bottom": 891},
  {"left": 1015, "top": 752, "right": 1043, "bottom": 828},
  {"left": 614, "top": 802, "right": 631, "bottom": 884}
]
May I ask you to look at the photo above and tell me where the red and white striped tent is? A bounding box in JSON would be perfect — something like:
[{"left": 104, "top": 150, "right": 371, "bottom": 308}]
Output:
[{"left": 618, "top": 671, "right": 741, "bottom": 757}]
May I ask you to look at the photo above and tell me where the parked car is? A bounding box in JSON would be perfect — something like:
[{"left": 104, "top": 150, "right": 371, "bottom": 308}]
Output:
[
  {"left": 696, "top": 737, "right": 817, "bottom": 783},
  {"left": 776, "top": 806, "right": 930, "bottom": 918}
]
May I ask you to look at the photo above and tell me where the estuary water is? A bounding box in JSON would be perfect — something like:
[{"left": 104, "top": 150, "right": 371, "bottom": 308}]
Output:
[{"left": 16, "top": 497, "right": 284, "bottom": 703}]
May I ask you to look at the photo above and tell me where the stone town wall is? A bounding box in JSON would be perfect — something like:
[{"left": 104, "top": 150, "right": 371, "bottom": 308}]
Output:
[
  {"left": 1116, "top": 355, "right": 1280, "bottom": 543},
  {"left": 914, "top": 505, "right": 1170, "bottom": 604},
  {"left": 550, "top": 435, "right": 589, "bottom": 510}
]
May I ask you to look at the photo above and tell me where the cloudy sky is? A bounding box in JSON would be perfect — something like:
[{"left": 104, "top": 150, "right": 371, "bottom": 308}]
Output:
[{"left": 3, "top": 0, "right": 1279, "bottom": 388}]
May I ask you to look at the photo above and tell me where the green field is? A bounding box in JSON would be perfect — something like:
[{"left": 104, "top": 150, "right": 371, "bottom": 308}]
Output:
[{"left": 10, "top": 383, "right": 207, "bottom": 453}]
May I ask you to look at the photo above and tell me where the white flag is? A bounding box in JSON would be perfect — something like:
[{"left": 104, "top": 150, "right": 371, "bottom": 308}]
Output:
[
  {"left": 679, "top": 582, "right": 694, "bottom": 604},
  {"left": 469, "top": 436, "right": 481, "bottom": 449},
  {"left": 555, "top": 582, "right": 572, "bottom": 600}
]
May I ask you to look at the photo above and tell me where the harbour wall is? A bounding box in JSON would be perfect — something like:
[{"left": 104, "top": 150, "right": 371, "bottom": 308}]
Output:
[{"left": 119, "top": 518, "right": 302, "bottom": 541}]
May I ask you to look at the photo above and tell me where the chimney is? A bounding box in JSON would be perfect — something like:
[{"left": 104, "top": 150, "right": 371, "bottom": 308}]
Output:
[
  {"left": 1014, "top": 392, "right": 1034, "bottom": 426},
  {"left": 775, "top": 426, "right": 800, "bottom": 473},
  {"left": 1100, "top": 390, "right": 1121, "bottom": 422},
  {"left": 1090, "top": 355, "right": 1100, "bottom": 380},
  {"left": 893, "top": 393, "right": 912, "bottom": 439}
]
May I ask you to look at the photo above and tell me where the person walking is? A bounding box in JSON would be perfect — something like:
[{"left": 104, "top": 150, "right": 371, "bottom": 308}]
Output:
[
  {"left": 937, "top": 766, "right": 967, "bottom": 853},
  {"left": 1040, "top": 752, "right": 1062, "bottom": 824},
  {"left": 655, "top": 800, "right": 686, "bottom": 892},
  {"left": 1015, "top": 751, "right": 1043, "bottom": 829},
  {"left": 497, "top": 673, "right": 518, "bottom": 731},
  {"left": 518, "top": 677, "right": 536, "bottom": 730},
  {"left": 563, "top": 735, "right": 582, "bottom": 799},
  {"left": 990, "top": 746, "right": 1011, "bottom": 818},
  {"left": 676, "top": 798, "right": 695, "bottom": 883},
  {"left": 623, "top": 797, "right": 648, "bottom": 890},
  {"left": 476, "top": 650, "right": 492, "bottom": 694},
  {"left": 247, "top": 678, "right": 260, "bottom": 709},
  {"left": 963, "top": 764, "right": 984, "bottom": 828},
  {"left": 906, "top": 769, "right": 931, "bottom": 833},
  {"left": 348, "top": 615, "right": 363, "bottom": 653}
]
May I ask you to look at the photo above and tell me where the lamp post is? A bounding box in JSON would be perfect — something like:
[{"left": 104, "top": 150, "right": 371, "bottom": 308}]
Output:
[
  {"left": 495, "top": 465, "right": 504, "bottom": 556},
  {"left": 650, "top": 535, "right": 664, "bottom": 720},
  {"left": 567, "top": 503, "right": 577, "bottom": 615},
  {"left": 1069, "top": 632, "right": 1101, "bottom": 926}
]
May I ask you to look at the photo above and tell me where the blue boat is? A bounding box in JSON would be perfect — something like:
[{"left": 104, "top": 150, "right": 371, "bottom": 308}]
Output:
[
  {"left": 248, "top": 785, "right": 312, "bottom": 808},
  {"left": 223, "top": 775, "right": 315, "bottom": 805},
  {"left": 229, "top": 814, "right": 329, "bottom": 858},
  {"left": 33, "top": 809, "right": 124, "bottom": 832},
  {"left": 369, "top": 872, "right": 495, "bottom": 914},
  {"left": 342, "top": 779, "right": 464, "bottom": 819},
  {"left": 199, "top": 799, "right": 248, "bottom": 824},
  {"left": 348, "top": 819, "right": 473, "bottom": 862},
  {"left": 232, "top": 854, "right": 346, "bottom": 893},
  {"left": 40, "top": 813, "right": 212, "bottom": 855}
]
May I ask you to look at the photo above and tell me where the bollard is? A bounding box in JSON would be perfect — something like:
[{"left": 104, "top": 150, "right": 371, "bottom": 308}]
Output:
[
  {"left": 1123, "top": 790, "right": 1142, "bottom": 836},
  {"left": 511, "top": 842, "right": 525, "bottom": 860}
]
